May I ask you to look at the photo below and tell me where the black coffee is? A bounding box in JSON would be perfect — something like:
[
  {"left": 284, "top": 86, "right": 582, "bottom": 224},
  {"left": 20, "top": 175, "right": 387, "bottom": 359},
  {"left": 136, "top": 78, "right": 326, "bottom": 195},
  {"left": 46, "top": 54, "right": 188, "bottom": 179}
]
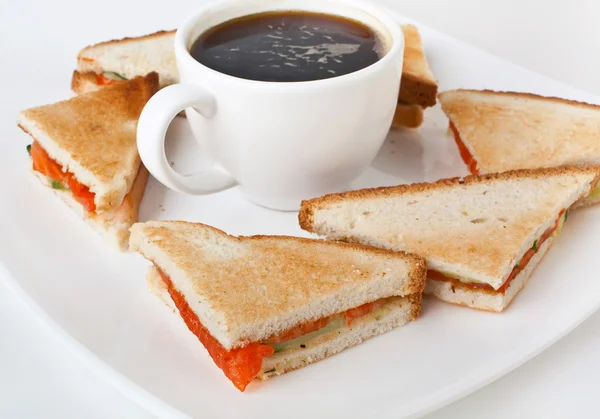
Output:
[{"left": 190, "top": 11, "right": 385, "bottom": 82}]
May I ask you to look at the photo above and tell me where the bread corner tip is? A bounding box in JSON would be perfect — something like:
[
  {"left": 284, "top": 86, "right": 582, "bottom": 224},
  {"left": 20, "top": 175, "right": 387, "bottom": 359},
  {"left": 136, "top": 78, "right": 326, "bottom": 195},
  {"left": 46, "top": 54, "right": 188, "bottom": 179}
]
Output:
[
  {"left": 297, "top": 202, "right": 315, "bottom": 231},
  {"left": 144, "top": 71, "right": 159, "bottom": 82},
  {"left": 129, "top": 221, "right": 146, "bottom": 234},
  {"left": 139, "top": 71, "right": 160, "bottom": 95},
  {"left": 71, "top": 70, "right": 81, "bottom": 92},
  {"left": 128, "top": 222, "right": 145, "bottom": 246}
]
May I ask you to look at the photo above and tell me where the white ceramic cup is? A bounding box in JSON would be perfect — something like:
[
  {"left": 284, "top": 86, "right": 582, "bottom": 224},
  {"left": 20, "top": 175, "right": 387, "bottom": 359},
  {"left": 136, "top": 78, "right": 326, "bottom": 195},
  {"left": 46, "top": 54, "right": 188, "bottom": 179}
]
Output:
[{"left": 137, "top": 0, "right": 404, "bottom": 211}]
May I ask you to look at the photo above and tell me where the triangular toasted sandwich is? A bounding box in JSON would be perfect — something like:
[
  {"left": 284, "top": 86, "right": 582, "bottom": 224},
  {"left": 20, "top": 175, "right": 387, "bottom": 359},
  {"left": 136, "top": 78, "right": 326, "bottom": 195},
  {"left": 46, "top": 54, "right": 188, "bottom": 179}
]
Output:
[
  {"left": 439, "top": 89, "right": 600, "bottom": 206},
  {"left": 398, "top": 24, "right": 437, "bottom": 109},
  {"left": 73, "top": 30, "right": 177, "bottom": 94},
  {"left": 299, "top": 166, "right": 600, "bottom": 312},
  {"left": 18, "top": 73, "right": 159, "bottom": 250},
  {"left": 130, "top": 221, "right": 426, "bottom": 391}
]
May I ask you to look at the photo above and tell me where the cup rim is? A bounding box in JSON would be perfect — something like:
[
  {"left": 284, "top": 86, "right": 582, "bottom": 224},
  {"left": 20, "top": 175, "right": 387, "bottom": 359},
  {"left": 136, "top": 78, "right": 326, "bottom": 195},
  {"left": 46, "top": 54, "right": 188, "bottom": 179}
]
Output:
[{"left": 174, "top": 0, "right": 404, "bottom": 89}]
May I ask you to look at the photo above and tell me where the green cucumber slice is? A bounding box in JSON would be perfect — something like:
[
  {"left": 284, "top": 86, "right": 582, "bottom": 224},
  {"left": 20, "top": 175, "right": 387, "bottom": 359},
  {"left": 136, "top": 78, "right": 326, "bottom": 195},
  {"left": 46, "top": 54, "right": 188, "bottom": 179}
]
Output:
[
  {"left": 49, "top": 178, "right": 68, "bottom": 190},
  {"left": 589, "top": 185, "right": 600, "bottom": 200},
  {"left": 434, "top": 271, "right": 487, "bottom": 285},
  {"left": 270, "top": 317, "right": 345, "bottom": 354},
  {"left": 103, "top": 71, "right": 127, "bottom": 81},
  {"left": 552, "top": 211, "right": 568, "bottom": 238}
]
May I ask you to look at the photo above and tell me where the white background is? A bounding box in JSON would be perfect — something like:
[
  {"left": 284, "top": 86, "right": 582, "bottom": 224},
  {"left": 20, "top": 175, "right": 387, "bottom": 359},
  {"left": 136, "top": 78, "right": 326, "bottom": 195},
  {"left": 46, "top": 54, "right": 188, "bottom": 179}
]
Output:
[{"left": 2, "top": 0, "right": 600, "bottom": 418}]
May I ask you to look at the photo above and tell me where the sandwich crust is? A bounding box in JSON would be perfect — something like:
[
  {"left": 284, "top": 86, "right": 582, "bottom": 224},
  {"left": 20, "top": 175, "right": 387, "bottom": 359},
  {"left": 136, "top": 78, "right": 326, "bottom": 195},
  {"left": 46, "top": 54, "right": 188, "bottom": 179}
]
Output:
[
  {"left": 129, "top": 221, "right": 426, "bottom": 350},
  {"left": 441, "top": 89, "right": 600, "bottom": 110},
  {"left": 78, "top": 30, "right": 175, "bottom": 50},
  {"left": 18, "top": 73, "right": 159, "bottom": 212},
  {"left": 399, "top": 24, "right": 438, "bottom": 107},
  {"left": 439, "top": 89, "right": 600, "bottom": 174},
  {"left": 299, "top": 166, "right": 600, "bottom": 290},
  {"left": 300, "top": 166, "right": 600, "bottom": 223}
]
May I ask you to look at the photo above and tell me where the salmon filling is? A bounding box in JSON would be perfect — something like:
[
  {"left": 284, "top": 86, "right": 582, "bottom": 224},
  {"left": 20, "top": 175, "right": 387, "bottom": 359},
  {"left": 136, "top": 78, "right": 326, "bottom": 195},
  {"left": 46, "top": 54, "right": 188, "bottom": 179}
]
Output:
[
  {"left": 158, "top": 269, "right": 273, "bottom": 392},
  {"left": 96, "top": 73, "right": 116, "bottom": 86},
  {"left": 428, "top": 209, "right": 566, "bottom": 295},
  {"left": 265, "top": 297, "right": 392, "bottom": 344},
  {"left": 156, "top": 267, "right": 394, "bottom": 391},
  {"left": 30, "top": 141, "right": 96, "bottom": 212},
  {"left": 449, "top": 121, "right": 479, "bottom": 175}
]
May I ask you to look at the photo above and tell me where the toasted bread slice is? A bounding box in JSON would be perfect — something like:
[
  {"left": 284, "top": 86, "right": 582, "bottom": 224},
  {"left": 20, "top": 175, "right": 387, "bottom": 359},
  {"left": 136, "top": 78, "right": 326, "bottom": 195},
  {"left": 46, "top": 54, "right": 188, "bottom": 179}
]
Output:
[
  {"left": 76, "top": 30, "right": 177, "bottom": 91},
  {"left": 129, "top": 220, "right": 426, "bottom": 350},
  {"left": 299, "top": 166, "right": 600, "bottom": 311},
  {"left": 399, "top": 24, "right": 438, "bottom": 108},
  {"left": 424, "top": 236, "right": 553, "bottom": 312},
  {"left": 145, "top": 265, "right": 421, "bottom": 381},
  {"left": 18, "top": 73, "right": 159, "bottom": 212},
  {"left": 132, "top": 221, "right": 425, "bottom": 390},
  {"left": 391, "top": 101, "right": 424, "bottom": 129},
  {"left": 439, "top": 89, "right": 600, "bottom": 172},
  {"left": 439, "top": 90, "right": 600, "bottom": 206}
]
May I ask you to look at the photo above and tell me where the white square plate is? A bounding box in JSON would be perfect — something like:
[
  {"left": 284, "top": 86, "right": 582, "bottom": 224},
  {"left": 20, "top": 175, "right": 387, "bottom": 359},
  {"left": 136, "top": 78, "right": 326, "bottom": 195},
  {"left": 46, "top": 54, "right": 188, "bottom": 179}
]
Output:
[{"left": 1, "top": 1, "right": 599, "bottom": 418}]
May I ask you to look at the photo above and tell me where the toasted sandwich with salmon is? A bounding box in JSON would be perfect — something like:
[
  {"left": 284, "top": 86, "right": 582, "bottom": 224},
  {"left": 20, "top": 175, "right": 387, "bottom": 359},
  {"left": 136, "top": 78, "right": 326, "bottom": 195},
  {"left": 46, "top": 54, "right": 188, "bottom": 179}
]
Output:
[
  {"left": 299, "top": 166, "right": 600, "bottom": 312},
  {"left": 72, "top": 30, "right": 177, "bottom": 94},
  {"left": 129, "top": 221, "right": 426, "bottom": 391},
  {"left": 18, "top": 73, "right": 159, "bottom": 250},
  {"left": 439, "top": 89, "right": 600, "bottom": 206}
]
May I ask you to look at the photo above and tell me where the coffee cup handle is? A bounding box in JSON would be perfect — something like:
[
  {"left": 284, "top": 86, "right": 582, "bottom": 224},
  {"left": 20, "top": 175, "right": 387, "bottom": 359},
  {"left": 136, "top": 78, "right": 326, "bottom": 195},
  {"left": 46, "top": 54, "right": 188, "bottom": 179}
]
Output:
[{"left": 137, "top": 84, "right": 236, "bottom": 195}]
